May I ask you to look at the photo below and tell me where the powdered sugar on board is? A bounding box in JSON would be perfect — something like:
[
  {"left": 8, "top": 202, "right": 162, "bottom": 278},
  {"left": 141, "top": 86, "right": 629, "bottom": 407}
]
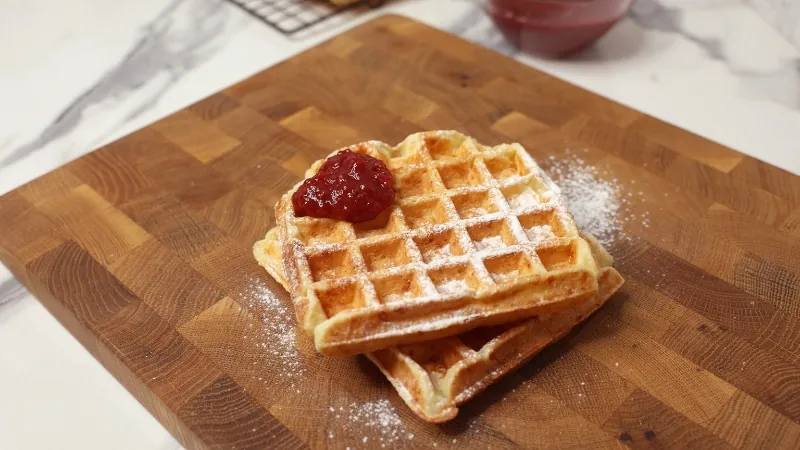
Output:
[
  {"left": 327, "top": 399, "right": 410, "bottom": 448},
  {"left": 243, "top": 278, "right": 307, "bottom": 385},
  {"left": 545, "top": 150, "right": 649, "bottom": 247}
]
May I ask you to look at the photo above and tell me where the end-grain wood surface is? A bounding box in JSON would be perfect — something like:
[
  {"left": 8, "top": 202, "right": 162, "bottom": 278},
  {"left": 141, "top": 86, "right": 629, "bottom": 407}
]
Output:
[{"left": 1, "top": 15, "right": 799, "bottom": 450}]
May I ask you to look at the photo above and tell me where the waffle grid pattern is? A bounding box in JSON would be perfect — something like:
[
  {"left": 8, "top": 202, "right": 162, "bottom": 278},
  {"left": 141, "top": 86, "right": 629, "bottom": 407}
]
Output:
[
  {"left": 255, "top": 226, "right": 624, "bottom": 422},
  {"left": 278, "top": 131, "right": 602, "bottom": 355},
  {"left": 372, "top": 261, "right": 622, "bottom": 422}
]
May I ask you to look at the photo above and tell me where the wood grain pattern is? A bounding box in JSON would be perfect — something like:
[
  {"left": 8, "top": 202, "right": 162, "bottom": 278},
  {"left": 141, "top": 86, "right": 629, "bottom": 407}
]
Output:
[{"left": 0, "top": 15, "right": 798, "bottom": 449}]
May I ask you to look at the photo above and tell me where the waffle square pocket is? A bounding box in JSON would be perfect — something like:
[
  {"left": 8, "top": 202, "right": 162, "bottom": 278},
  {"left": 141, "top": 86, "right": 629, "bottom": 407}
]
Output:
[{"left": 271, "top": 131, "right": 610, "bottom": 356}]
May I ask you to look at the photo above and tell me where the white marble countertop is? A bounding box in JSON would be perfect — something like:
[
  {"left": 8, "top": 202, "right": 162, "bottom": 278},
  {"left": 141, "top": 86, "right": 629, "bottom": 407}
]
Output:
[{"left": 1, "top": 0, "right": 798, "bottom": 448}]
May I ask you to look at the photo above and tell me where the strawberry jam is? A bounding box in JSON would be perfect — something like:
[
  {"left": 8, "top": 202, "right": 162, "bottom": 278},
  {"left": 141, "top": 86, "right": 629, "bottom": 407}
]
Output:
[
  {"left": 485, "top": 0, "right": 631, "bottom": 57},
  {"left": 292, "top": 150, "right": 396, "bottom": 223}
]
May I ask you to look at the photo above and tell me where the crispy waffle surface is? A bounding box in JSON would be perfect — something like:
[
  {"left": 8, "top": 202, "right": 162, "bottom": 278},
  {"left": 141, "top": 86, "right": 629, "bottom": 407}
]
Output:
[
  {"left": 274, "top": 131, "right": 609, "bottom": 356},
  {"left": 255, "top": 227, "right": 623, "bottom": 422}
]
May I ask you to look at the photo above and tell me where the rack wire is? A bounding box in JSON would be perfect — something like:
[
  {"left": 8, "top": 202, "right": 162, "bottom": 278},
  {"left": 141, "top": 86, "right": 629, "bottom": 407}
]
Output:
[{"left": 227, "top": 0, "right": 383, "bottom": 36}]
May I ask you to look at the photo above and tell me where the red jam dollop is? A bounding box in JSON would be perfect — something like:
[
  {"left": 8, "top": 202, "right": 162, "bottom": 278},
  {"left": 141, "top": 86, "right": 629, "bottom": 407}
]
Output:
[{"left": 292, "top": 150, "right": 396, "bottom": 223}]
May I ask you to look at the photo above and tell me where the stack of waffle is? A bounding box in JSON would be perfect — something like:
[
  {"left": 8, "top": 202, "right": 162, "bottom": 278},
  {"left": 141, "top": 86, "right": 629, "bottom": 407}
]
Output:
[{"left": 254, "top": 131, "right": 624, "bottom": 422}]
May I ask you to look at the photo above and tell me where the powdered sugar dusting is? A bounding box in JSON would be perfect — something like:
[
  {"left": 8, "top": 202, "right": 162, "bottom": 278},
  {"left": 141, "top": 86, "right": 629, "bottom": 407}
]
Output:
[
  {"left": 337, "top": 399, "right": 407, "bottom": 447},
  {"left": 385, "top": 292, "right": 414, "bottom": 303},
  {"left": 423, "top": 243, "right": 453, "bottom": 261},
  {"left": 437, "top": 279, "right": 470, "bottom": 295},
  {"left": 545, "top": 150, "right": 648, "bottom": 246},
  {"left": 475, "top": 235, "right": 504, "bottom": 251},
  {"left": 524, "top": 224, "right": 556, "bottom": 243},
  {"left": 490, "top": 269, "right": 519, "bottom": 285},
  {"left": 508, "top": 190, "right": 538, "bottom": 209},
  {"left": 463, "top": 206, "right": 488, "bottom": 218},
  {"left": 243, "top": 278, "right": 306, "bottom": 383}
]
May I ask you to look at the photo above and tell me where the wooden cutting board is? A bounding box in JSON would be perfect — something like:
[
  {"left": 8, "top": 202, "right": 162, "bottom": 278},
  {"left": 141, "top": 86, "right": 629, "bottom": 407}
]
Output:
[{"left": 1, "top": 14, "right": 799, "bottom": 450}]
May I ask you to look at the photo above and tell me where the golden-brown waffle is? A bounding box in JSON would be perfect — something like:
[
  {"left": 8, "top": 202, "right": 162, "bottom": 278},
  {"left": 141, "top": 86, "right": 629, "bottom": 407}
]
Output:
[
  {"left": 274, "top": 131, "right": 607, "bottom": 356},
  {"left": 255, "top": 227, "right": 623, "bottom": 422}
]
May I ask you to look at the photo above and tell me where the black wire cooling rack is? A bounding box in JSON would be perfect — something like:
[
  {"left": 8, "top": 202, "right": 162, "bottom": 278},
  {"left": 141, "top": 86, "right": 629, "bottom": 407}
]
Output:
[{"left": 227, "top": 0, "right": 384, "bottom": 35}]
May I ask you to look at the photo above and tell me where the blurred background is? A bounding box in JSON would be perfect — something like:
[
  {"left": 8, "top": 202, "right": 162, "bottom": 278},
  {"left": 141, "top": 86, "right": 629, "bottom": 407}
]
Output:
[{"left": 0, "top": 1, "right": 798, "bottom": 450}]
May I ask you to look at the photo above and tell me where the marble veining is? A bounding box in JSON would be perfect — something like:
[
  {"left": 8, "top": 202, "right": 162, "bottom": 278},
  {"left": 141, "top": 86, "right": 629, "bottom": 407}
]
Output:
[
  {"left": 746, "top": 0, "right": 800, "bottom": 49},
  {"left": 448, "top": 4, "right": 519, "bottom": 56},
  {"left": 0, "top": 262, "right": 18, "bottom": 316},
  {"left": 0, "top": 278, "right": 26, "bottom": 313},
  {"left": 630, "top": 0, "right": 726, "bottom": 60},
  {"left": 449, "top": 0, "right": 800, "bottom": 175},
  {"left": 631, "top": 0, "right": 799, "bottom": 76},
  {"left": 453, "top": 0, "right": 800, "bottom": 114},
  {"left": 1, "top": 0, "right": 799, "bottom": 448},
  {"left": 3, "top": 0, "right": 237, "bottom": 168},
  {"left": 630, "top": 0, "right": 800, "bottom": 109}
]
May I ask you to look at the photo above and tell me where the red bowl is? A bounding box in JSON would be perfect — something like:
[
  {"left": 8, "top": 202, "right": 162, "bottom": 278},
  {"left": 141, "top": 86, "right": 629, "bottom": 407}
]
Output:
[{"left": 483, "top": 0, "right": 633, "bottom": 57}]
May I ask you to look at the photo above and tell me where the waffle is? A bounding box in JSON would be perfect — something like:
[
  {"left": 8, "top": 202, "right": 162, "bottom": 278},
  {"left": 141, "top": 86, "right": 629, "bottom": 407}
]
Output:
[
  {"left": 274, "top": 131, "right": 607, "bottom": 356},
  {"left": 255, "top": 227, "right": 623, "bottom": 422}
]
